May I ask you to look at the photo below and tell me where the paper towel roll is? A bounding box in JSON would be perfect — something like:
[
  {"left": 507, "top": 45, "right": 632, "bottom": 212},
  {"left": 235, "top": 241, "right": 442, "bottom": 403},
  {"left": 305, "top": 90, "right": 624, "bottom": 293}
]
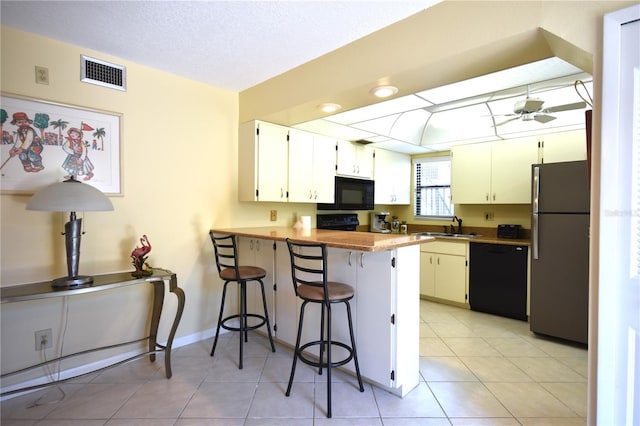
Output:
[{"left": 301, "top": 216, "right": 311, "bottom": 229}]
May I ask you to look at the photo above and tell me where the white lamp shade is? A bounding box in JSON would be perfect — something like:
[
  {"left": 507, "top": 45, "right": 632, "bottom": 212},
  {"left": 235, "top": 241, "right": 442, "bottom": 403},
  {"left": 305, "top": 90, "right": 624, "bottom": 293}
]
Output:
[{"left": 26, "top": 178, "right": 113, "bottom": 212}]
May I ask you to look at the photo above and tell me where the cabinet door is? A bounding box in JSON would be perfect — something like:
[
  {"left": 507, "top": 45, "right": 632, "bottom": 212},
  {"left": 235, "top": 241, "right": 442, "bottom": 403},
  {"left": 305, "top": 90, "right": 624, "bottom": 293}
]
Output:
[
  {"left": 434, "top": 254, "right": 467, "bottom": 304},
  {"left": 356, "top": 250, "right": 395, "bottom": 387},
  {"left": 312, "top": 134, "right": 336, "bottom": 203},
  {"left": 451, "top": 143, "right": 492, "bottom": 204},
  {"left": 539, "top": 130, "right": 587, "bottom": 163},
  {"left": 336, "top": 140, "right": 373, "bottom": 178},
  {"left": 419, "top": 252, "right": 436, "bottom": 297},
  {"left": 288, "top": 129, "right": 315, "bottom": 202},
  {"left": 374, "top": 149, "right": 411, "bottom": 205},
  {"left": 239, "top": 238, "right": 275, "bottom": 334},
  {"left": 274, "top": 241, "right": 299, "bottom": 345},
  {"left": 491, "top": 138, "right": 539, "bottom": 203},
  {"left": 257, "top": 122, "right": 289, "bottom": 202}
]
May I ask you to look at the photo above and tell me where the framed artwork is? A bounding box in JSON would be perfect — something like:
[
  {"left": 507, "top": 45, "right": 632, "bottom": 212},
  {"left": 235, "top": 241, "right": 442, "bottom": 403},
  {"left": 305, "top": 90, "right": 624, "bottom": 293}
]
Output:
[{"left": 0, "top": 94, "right": 122, "bottom": 195}]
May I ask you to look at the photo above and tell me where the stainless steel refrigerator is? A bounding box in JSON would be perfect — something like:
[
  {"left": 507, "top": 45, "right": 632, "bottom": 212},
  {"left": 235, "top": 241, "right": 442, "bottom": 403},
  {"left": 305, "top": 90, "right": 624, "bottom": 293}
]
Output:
[{"left": 530, "top": 160, "right": 590, "bottom": 344}]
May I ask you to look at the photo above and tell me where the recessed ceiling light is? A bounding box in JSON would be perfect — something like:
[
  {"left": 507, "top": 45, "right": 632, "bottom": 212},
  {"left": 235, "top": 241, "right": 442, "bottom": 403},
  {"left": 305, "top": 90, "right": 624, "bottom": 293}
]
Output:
[
  {"left": 371, "top": 85, "right": 399, "bottom": 98},
  {"left": 318, "top": 103, "right": 342, "bottom": 113}
]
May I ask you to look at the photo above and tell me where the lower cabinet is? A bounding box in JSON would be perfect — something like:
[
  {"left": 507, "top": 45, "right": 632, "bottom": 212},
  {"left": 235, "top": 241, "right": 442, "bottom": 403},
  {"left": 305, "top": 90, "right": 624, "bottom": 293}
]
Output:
[
  {"left": 420, "top": 241, "right": 469, "bottom": 305},
  {"left": 272, "top": 241, "right": 420, "bottom": 396},
  {"left": 239, "top": 237, "right": 276, "bottom": 335}
]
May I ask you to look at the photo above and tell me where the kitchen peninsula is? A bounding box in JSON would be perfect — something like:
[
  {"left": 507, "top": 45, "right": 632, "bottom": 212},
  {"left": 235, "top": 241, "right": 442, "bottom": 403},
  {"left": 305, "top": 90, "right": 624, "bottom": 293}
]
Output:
[{"left": 210, "top": 226, "right": 431, "bottom": 396}]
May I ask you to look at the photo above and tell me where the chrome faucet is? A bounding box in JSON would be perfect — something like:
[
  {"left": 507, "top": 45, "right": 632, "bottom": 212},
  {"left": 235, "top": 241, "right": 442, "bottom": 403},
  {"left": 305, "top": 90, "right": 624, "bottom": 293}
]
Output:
[{"left": 452, "top": 216, "right": 463, "bottom": 234}]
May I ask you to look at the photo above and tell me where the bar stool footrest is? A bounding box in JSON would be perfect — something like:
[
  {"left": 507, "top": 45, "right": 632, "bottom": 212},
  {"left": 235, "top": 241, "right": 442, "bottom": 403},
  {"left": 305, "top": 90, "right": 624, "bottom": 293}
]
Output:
[
  {"left": 297, "top": 340, "right": 355, "bottom": 369},
  {"left": 220, "top": 314, "right": 267, "bottom": 332}
]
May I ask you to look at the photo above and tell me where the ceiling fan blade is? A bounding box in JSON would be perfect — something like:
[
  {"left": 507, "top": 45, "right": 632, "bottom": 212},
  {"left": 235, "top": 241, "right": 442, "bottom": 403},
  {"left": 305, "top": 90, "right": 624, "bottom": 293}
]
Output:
[
  {"left": 534, "top": 114, "right": 556, "bottom": 124},
  {"left": 541, "top": 101, "right": 587, "bottom": 113},
  {"left": 492, "top": 116, "right": 520, "bottom": 127}
]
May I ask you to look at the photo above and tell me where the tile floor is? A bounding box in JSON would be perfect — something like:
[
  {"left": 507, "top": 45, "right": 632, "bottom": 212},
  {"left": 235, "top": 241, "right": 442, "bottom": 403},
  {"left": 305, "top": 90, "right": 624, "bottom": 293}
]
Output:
[{"left": 1, "top": 300, "right": 588, "bottom": 425}]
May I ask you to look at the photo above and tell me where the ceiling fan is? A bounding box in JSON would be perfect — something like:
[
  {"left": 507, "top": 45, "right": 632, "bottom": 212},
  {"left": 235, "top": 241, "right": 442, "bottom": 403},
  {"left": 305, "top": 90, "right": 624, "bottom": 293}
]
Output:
[{"left": 491, "top": 86, "right": 587, "bottom": 127}]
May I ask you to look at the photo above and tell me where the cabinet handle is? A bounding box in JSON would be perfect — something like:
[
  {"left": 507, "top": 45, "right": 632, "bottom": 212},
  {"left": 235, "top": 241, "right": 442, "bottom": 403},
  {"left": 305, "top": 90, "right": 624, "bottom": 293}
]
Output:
[
  {"left": 430, "top": 256, "right": 433, "bottom": 264},
  {"left": 314, "top": 190, "right": 318, "bottom": 200},
  {"left": 437, "top": 257, "right": 440, "bottom": 265},
  {"left": 486, "top": 193, "right": 489, "bottom": 201},
  {"left": 493, "top": 193, "right": 496, "bottom": 201},
  {"left": 309, "top": 190, "right": 313, "bottom": 200},
  {"left": 360, "top": 252, "right": 365, "bottom": 268},
  {"left": 348, "top": 251, "right": 353, "bottom": 266},
  {"left": 256, "top": 240, "right": 260, "bottom": 251},
  {"left": 280, "top": 188, "right": 284, "bottom": 198},
  {"left": 250, "top": 240, "right": 254, "bottom": 250}
]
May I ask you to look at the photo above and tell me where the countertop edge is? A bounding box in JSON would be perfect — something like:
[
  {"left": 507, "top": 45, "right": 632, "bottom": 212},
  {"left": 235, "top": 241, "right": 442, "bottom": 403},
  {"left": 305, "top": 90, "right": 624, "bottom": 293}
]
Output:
[{"left": 210, "top": 227, "right": 531, "bottom": 251}]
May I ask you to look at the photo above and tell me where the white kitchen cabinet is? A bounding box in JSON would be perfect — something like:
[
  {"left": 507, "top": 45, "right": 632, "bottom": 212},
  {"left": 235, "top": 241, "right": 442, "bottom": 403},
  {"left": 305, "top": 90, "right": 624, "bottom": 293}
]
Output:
[
  {"left": 238, "top": 120, "right": 289, "bottom": 202},
  {"left": 451, "top": 137, "right": 538, "bottom": 204},
  {"left": 420, "top": 241, "right": 468, "bottom": 305},
  {"left": 288, "top": 129, "right": 336, "bottom": 203},
  {"left": 336, "top": 139, "right": 374, "bottom": 179},
  {"left": 374, "top": 148, "right": 411, "bottom": 205},
  {"left": 490, "top": 138, "right": 539, "bottom": 203},
  {"left": 238, "top": 237, "right": 276, "bottom": 335},
  {"left": 537, "top": 130, "right": 587, "bottom": 163}
]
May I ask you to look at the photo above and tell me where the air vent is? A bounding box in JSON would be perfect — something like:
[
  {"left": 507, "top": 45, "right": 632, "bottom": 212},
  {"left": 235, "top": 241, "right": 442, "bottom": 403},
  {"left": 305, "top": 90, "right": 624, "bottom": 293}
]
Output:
[{"left": 80, "top": 55, "right": 126, "bottom": 91}]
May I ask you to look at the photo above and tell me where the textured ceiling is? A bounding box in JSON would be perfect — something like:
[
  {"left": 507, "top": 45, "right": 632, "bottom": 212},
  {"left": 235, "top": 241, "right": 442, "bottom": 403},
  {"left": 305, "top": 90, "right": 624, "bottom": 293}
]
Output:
[{"left": 0, "top": 0, "right": 438, "bottom": 91}]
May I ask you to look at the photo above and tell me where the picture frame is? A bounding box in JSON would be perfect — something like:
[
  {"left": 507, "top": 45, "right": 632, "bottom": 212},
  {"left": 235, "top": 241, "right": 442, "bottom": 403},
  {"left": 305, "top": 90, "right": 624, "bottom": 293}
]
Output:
[{"left": 0, "top": 93, "right": 122, "bottom": 195}]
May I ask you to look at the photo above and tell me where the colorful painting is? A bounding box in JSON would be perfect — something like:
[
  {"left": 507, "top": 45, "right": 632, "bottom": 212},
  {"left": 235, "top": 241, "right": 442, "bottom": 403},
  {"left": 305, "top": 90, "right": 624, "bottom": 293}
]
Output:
[{"left": 0, "top": 94, "right": 122, "bottom": 194}]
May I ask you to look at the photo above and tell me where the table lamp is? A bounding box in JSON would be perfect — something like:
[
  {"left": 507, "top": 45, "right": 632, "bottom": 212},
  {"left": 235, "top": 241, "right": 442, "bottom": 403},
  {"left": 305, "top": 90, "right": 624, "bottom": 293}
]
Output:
[{"left": 26, "top": 176, "right": 114, "bottom": 288}]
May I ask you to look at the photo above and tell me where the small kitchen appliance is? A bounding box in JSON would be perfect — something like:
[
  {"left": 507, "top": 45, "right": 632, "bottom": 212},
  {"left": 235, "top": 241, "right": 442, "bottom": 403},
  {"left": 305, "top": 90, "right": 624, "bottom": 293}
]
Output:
[
  {"left": 370, "top": 212, "right": 390, "bottom": 233},
  {"left": 497, "top": 224, "right": 521, "bottom": 239}
]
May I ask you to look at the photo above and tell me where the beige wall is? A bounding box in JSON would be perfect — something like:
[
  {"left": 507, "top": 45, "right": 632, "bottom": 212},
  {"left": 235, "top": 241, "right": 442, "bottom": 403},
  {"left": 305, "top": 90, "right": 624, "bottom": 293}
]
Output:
[{"left": 0, "top": 0, "right": 634, "bottom": 405}]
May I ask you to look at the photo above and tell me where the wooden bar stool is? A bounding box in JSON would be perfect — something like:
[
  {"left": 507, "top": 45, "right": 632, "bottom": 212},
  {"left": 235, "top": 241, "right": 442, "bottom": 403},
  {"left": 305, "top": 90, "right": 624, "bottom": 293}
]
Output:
[
  {"left": 209, "top": 232, "right": 275, "bottom": 369},
  {"left": 285, "top": 238, "right": 364, "bottom": 418}
]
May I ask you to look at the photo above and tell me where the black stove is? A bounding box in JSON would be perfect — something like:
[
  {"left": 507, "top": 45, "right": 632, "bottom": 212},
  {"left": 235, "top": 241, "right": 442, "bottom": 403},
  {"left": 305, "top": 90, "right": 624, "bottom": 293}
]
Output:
[{"left": 316, "top": 213, "right": 359, "bottom": 231}]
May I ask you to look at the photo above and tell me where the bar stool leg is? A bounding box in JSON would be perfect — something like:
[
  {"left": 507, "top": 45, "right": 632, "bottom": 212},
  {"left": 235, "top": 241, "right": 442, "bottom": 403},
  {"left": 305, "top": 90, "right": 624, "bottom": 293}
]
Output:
[
  {"left": 238, "top": 281, "right": 246, "bottom": 369},
  {"left": 211, "top": 281, "right": 230, "bottom": 357},
  {"left": 346, "top": 301, "right": 364, "bottom": 392},
  {"left": 286, "top": 300, "right": 307, "bottom": 397},
  {"left": 318, "top": 303, "right": 326, "bottom": 375},
  {"left": 258, "top": 279, "right": 276, "bottom": 352},
  {"left": 326, "top": 303, "right": 332, "bottom": 418}
]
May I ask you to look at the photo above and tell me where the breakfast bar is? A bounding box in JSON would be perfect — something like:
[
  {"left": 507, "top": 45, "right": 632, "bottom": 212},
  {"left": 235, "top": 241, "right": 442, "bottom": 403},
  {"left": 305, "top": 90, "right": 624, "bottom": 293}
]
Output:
[{"left": 210, "top": 226, "right": 432, "bottom": 396}]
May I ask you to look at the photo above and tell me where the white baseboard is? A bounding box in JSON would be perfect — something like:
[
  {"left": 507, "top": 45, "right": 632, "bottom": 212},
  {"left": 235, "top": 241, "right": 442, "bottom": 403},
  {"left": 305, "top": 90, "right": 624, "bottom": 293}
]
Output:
[{"left": 1, "top": 327, "right": 220, "bottom": 400}]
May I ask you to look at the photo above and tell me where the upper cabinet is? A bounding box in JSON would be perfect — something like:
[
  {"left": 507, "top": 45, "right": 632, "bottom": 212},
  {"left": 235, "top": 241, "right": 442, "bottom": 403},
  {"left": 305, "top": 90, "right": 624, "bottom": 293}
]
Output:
[
  {"left": 239, "top": 120, "right": 289, "bottom": 202},
  {"left": 336, "top": 140, "right": 374, "bottom": 179},
  {"left": 451, "top": 137, "right": 538, "bottom": 204},
  {"left": 537, "top": 130, "right": 587, "bottom": 163},
  {"left": 288, "top": 129, "right": 335, "bottom": 203},
  {"left": 374, "top": 148, "right": 411, "bottom": 205}
]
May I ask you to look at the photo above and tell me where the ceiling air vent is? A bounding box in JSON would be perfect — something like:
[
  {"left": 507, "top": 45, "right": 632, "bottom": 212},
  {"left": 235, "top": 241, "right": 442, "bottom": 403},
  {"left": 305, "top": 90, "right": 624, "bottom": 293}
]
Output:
[{"left": 80, "top": 55, "right": 126, "bottom": 91}]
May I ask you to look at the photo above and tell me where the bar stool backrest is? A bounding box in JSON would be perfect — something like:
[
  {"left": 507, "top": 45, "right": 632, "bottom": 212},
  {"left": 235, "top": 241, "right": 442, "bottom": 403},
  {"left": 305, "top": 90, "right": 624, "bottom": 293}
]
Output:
[
  {"left": 209, "top": 232, "right": 240, "bottom": 279},
  {"left": 286, "top": 239, "right": 329, "bottom": 303}
]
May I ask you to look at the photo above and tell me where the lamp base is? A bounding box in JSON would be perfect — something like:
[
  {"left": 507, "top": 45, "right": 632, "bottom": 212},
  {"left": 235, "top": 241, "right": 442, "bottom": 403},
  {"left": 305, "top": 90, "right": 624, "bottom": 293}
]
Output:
[{"left": 52, "top": 275, "right": 94, "bottom": 288}]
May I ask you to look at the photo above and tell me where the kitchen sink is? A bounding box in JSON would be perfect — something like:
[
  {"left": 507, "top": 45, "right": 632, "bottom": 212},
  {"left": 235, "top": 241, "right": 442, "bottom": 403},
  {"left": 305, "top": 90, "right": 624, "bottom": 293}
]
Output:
[{"left": 412, "top": 232, "right": 480, "bottom": 239}]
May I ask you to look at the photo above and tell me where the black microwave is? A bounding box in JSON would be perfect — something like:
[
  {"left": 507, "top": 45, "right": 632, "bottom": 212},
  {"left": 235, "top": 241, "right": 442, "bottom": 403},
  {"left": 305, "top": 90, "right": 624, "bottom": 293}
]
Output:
[{"left": 317, "top": 176, "right": 375, "bottom": 211}]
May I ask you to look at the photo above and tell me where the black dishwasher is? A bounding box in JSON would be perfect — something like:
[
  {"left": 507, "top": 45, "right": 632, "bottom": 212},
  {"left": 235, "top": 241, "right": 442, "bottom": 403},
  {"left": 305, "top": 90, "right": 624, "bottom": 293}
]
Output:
[{"left": 469, "top": 243, "right": 528, "bottom": 321}]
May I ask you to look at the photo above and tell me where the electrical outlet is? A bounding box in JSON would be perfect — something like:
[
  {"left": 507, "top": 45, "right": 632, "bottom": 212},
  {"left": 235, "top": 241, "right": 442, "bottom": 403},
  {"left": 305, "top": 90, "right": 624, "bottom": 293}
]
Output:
[
  {"left": 270, "top": 210, "right": 277, "bottom": 221},
  {"left": 35, "top": 329, "right": 53, "bottom": 350},
  {"left": 35, "top": 66, "right": 49, "bottom": 85},
  {"left": 484, "top": 211, "right": 495, "bottom": 221}
]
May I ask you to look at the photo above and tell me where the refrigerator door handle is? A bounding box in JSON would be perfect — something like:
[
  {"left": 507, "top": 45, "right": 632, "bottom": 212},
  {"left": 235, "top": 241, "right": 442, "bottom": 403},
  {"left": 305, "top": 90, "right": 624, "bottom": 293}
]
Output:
[
  {"left": 532, "top": 166, "right": 540, "bottom": 214},
  {"left": 532, "top": 166, "right": 540, "bottom": 260},
  {"left": 532, "top": 213, "right": 539, "bottom": 259}
]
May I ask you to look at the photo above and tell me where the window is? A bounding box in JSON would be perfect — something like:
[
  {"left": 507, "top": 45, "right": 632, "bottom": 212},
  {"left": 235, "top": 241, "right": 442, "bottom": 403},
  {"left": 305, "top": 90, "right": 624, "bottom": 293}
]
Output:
[{"left": 414, "top": 155, "right": 454, "bottom": 218}]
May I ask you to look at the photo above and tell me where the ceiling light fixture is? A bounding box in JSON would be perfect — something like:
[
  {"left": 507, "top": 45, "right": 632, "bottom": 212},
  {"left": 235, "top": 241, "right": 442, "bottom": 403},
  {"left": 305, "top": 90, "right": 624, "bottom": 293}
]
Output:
[
  {"left": 318, "top": 103, "right": 342, "bottom": 113},
  {"left": 371, "top": 85, "right": 399, "bottom": 98}
]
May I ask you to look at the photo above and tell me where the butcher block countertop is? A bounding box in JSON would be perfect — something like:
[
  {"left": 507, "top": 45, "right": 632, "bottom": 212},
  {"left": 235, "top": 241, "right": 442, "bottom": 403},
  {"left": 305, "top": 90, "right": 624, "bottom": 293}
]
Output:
[{"left": 209, "top": 227, "right": 433, "bottom": 252}]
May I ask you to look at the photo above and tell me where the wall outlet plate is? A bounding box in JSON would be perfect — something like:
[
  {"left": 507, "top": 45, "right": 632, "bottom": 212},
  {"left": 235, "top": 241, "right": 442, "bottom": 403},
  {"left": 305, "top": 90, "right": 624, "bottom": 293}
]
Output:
[
  {"left": 270, "top": 210, "right": 277, "bottom": 221},
  {"left": 35, "top": 329, "right": 52, "bottom": 350}
]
